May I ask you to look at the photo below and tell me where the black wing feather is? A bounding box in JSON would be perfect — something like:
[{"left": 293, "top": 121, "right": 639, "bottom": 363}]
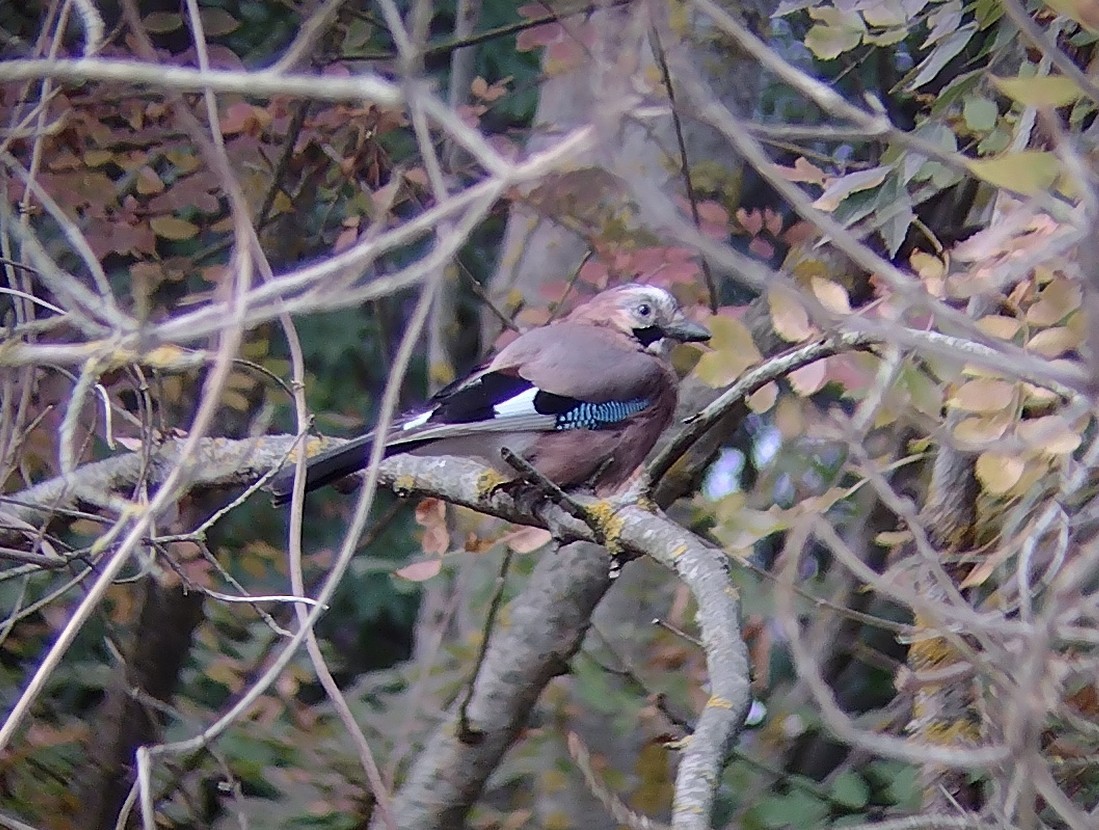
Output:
[{"left": 426, "top": 370, "right": 532, "bottom": 424}]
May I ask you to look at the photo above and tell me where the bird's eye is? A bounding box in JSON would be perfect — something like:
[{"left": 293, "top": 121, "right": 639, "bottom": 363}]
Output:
[{"left": 637, "top": 303, "right": 652, "bottom": 318}]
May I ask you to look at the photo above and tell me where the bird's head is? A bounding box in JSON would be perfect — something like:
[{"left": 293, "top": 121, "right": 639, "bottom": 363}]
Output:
[{"left": 568, "top": 283, "right": 711, "bottom": 355}]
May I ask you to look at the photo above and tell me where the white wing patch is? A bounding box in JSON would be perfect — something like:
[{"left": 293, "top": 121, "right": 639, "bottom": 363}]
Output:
[
  {"left": 492, "top": 387, "right": 539, "bottom": 419},
  {"left": 401, "top": 410, "right": 434, "bottom": 431}
]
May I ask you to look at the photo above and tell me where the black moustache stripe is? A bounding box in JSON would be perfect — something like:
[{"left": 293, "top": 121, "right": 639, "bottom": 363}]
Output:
[{"left": 632, "top": 325, "right": 663, "bottom": 346}]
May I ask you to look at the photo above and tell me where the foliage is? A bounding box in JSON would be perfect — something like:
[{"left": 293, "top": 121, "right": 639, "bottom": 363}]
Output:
[{"left": 1, "top": 0, "right": 1099, "bottom": 827}]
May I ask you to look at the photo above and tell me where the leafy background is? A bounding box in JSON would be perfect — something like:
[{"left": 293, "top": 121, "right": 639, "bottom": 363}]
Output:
[{"left": 2, "top": 0, "right": 1098, "bottom": 827}]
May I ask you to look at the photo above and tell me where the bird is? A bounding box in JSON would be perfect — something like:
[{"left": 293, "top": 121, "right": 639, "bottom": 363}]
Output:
[{"left": 270, "top": 283, "right": 711, "bottom": 506}]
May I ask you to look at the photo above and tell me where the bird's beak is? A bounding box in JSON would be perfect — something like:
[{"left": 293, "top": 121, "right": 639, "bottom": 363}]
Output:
[{"left": 664, "top": 317, "right": 711, "bottom": 343}]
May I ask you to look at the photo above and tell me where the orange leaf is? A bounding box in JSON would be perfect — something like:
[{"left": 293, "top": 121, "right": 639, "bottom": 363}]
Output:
[
  {"left": 503, "top": 526, "right": 553, "bottom": 553},
  {"left": 788, "top": 359, "right": 827, "bottom": 396},
  {"left": 395, "top": 559, "right": 443, "bottom": 582}
]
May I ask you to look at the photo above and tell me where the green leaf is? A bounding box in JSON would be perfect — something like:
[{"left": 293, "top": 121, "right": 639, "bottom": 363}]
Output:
[
  {"left": 805, "top": 23, "right": 862, "bottom": 59},
  {"left": 967, "top": 151, "right": 1061, "bottom": 195},
  {"left": 904, "top": 24, "right": 977, "bottom": 90},
  {"left": 963, "top": 96, "right": 998, "bottom": 132},
  {"left": 200, "top": 7, "right": 240, "bottom": 37},
  {"left": 873, "top": 177, "right": 914, "bottom": 256},
  {"left": 993, "top": 74, "right": 1084, "bottom": 107},
  {"left": 813, "top": 165, "right": 890, "bottom": 211},
  {"left": 830, "top": 770, "right": 870, "bottom": 809},
  {"left": 866, "top": 26, "right": 908, "bottom": 45},
  {"left": 862, "top": 0, "right": 906, "bottom": 26},
  {"left": 975, "top": 0, "right": 1004, "bottom": 28},
  {"left": 753, "top": 790, "right": 829, "bottom": 828},
  {"left": 931, "top": 70, "right": 983, "bottom": 115},
  {"left": 142, "top": 11, "right": 182, "bottom": 33}
]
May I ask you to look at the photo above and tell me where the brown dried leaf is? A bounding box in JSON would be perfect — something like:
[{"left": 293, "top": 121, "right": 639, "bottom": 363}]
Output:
[{"left": 774, "top": 157, "right": 827, "bottom": 186}]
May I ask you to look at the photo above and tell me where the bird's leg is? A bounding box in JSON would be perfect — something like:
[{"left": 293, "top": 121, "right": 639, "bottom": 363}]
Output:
[
  {"left": 498, "top": 447, "right": 584, "bottom": 522},
  {"left": 499, "top": 448, "right": 630, "bottom": 579},
  {"left": 478, "top": 448, "right": 554, "bottom": 511}
]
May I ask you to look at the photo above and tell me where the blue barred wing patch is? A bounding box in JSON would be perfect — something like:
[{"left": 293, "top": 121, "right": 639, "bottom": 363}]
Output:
[{"left": 554, "top": 398, "right": 650, "bottom": 430}]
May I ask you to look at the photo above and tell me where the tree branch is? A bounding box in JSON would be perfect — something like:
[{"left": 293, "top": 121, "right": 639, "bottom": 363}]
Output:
[{"left": 4, "top": 433, "right": 748, "bottom": 830}]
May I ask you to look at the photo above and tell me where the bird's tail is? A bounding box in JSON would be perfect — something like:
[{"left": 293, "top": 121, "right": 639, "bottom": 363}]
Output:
[{"left": 270, "top": 433, "right": 383, "bottom": 506}]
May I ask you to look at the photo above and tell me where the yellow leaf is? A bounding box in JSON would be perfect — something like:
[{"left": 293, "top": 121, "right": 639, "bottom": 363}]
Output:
[
  {"left": 975, "top": 452, "right": 1025, "bottom": 495},
  {"left": 693, "top": 316, "right": 762, "bottom": 387},
  {"left": 83, "top": 149, "right": 114, "bottom": 167},
  {"left": 910, "top": 251, "right": 945, "bottom": 281},
  {"left": 150, "top": 215, "right": 199, "bottom": 240},
  {"left": 810, "top": 277, "right": 851, "bottom": 313},
  {"left": 136, "top": 166, "right": 164, "bottom": 195},
  {"left": 222, "top": 389, "right": 249, "bottom": 411},
  {"left": 967, "top": 152, "right": 1061, "bottom": 196},
  {"left": 875, "top": 529, "right": 913, "bottom": 546},
  {"left": 768, "top": 288, "right": 816, "bottom": 342},
  {"left": 953, "top": 415, "right": 1009, "bottom": 443},
  {"left": 948, "top": 378, "right": 1016, "bottom": 413},
  {"left": 993, "top": 74, "right": 1084, "bottom": 107},
  {"left": 165, "top": 149, "right": 200, "bottom": 174},
  {"left": 1027, "top": 326, "right": 1078, "bottom": 357},
  {"left": 1022, "top": 382, "right": 1059, "bottom": 405},
  {"left": 1026, "top": 278, "right": 1081, "bottom": 326},
  {"left": 272, "top": 190, "right": 293, "bottom": 215},
  {"left": 812, "top": 166, "right": 888, "bottom": 211},
  {"left": 1016, "top": 415, "right": 1082, "bottom": 455},
  {"left": 1043, "top": 0, "right": 1099, "bottom": 31},
  {"left": 976, "top": 315, "right": 1021, "bottom": 340}
]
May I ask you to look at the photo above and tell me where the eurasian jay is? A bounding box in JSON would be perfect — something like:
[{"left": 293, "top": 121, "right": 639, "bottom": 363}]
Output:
[{"left": 270, "top": 284, "right": 710, "bottom": 505}]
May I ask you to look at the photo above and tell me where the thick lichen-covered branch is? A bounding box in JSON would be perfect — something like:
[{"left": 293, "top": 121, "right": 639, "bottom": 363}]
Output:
[{"left": 4, "top": 435, "right": 748, "bottom": 830}]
